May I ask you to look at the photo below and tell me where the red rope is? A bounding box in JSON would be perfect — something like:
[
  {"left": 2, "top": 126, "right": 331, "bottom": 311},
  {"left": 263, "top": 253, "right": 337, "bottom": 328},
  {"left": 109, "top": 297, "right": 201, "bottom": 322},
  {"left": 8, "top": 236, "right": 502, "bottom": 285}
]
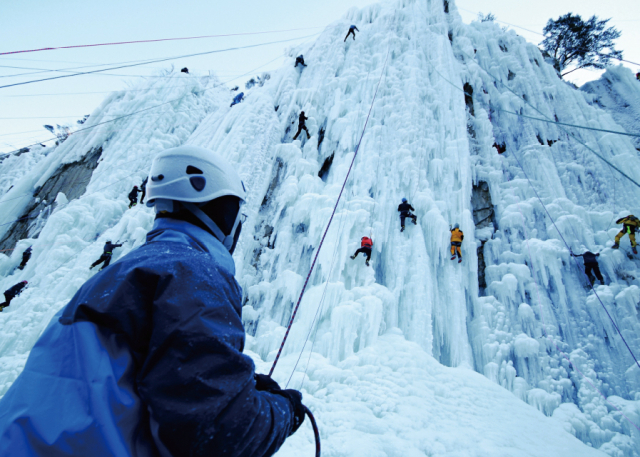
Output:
[
  {"left": 269, "top": 48, "right": 390, "bottom": 376},
  {"left": 0, "top": 27, "right": 321, "bottom": 56}
]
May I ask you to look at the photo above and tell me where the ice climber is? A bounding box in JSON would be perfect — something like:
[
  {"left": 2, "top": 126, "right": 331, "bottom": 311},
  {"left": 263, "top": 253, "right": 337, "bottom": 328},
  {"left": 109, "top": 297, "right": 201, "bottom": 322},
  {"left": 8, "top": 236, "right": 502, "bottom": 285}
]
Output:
[
  {"left": 571, "top": 249, "right": 605, "bottom": 285},
  {"left": 0, "top": 280, "right": 27, "bottom": 311},
  {"left": 450, "top": 224, "right": 464, "bottom": 263},
  {"left": 295, "top": 55, "right": 307, "bottom": 67},
  {"left": 17, "top": 246, "right": 32, "bottom": 270},
  {"left": 292, "top": 110, "right": 310, "bottom": 140},
  {"left": 181, "top": 67, "right": 189, "bottom": 74},
  {"left": 230, "top": 91, "right": 244, "bottom": 107},
  {"left": 0, "top": 145, "right": 306, "bottom": 457},
  {"left": 128, "top": 185, "right": 140, "bottom": 208},
  {"left": 612, "top": 215, "right": 640, "bottom": 254},
  {"left": 140, "top": 176, "right": 148, "bottom": 204},
  {"left": 344, "top": 24, "right": 359, "bottom": 41},
  {"left": 89, "top": 240, "right": 123, "bottom": 270},
  {"left": 351, "top": 236, "right": 373, "bottom": 266},
  {"left": 398, "top": 198, "right": 417, "bottom": 232}
]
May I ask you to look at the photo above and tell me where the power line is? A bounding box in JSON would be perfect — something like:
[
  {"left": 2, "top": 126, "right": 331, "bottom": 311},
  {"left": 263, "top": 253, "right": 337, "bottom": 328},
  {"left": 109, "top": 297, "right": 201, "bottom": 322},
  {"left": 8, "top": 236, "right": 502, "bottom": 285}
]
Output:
[
  {"left": 0, "top": 46, "right": 295, "bottom": 158},
  {"left": 0, "top": 27, "right": 324, "bottom": 56},
  {"left": 497, "top": 109, "right": 640, "bottom": 138},
  {"left": 0, "top": 33, "right": 319, "bottom": 90}
]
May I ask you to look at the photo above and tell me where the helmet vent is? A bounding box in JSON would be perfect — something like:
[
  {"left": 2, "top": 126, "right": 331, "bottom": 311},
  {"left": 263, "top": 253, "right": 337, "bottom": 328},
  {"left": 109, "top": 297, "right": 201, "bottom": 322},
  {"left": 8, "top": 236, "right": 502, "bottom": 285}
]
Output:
[
  {"left": 190, "top": 176, "right": 206, "bottom": 191},
  {"left": 186, "top": 165, "right": 203, "bottom": 175}
]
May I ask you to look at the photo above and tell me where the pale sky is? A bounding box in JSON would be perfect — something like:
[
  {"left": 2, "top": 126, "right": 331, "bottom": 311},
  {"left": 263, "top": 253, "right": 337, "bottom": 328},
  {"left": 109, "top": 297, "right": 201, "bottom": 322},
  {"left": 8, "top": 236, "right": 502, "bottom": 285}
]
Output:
[{"left": 1, "top": 0, "right": 638, "bottom": 154}]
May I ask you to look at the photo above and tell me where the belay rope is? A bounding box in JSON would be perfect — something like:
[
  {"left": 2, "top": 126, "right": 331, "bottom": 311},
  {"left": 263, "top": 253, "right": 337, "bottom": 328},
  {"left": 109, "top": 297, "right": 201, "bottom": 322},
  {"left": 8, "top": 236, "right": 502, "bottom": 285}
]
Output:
[{"left": 268, "top": 47, "right": 391, "bottom": 457}]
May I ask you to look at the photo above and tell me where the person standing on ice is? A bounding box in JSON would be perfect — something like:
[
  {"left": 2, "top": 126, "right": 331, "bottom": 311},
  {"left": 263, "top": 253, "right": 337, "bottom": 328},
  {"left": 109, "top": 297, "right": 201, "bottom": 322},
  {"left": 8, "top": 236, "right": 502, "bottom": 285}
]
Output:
[
  {"left": 398, "top": 198, "right": 417, "bottom": 232},
  {"left": 17, "top": 246, "right": 32, "bottom": 270},
  {"left": 128, "top": 185, "right": 140, "bottom": 208},
  {"left": 0, "top": 280, "right": 27, "bottom": 311},
  {"left": 350, "top": 236, "right": 373, "bottom": 266},
  {"left": 450, "top": 224, "right": 464, "bottom": 263},
  {"left": 344, "top": 24, "right": 359, "bottom": 41},
  {"left": 230, "top": 91, "right": 244, "bottom": 107},
  {"left": 0, "top": 145, "right": 305, "bottom": 457},
  {"left": 612, "top": 215, "right": 640, "bottom": 254},
  {"left": 571, "top": 249, "right": 605, "bottom": 285},
  {"left": 295, "top": 55, "right": 307, "bottom": 68},
  {"left": 292, "top": 110, "right": 311, "bottom": 140},
  {"left": 89, "top": 240, "right": 123, "bottom": 270},
  {"left": 139, "top": 176, "right": 148, "bottom": 205}
]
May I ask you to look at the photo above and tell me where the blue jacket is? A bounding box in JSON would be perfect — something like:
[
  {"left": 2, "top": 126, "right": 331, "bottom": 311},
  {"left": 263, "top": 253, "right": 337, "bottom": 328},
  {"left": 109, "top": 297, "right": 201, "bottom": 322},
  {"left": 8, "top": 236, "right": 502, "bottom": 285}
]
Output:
[
  {"left": 232, "top": 92, "right": 244, "bottom": 104},
  {"left": 0, "top": 218, "right": 295, "bottom": 457}
]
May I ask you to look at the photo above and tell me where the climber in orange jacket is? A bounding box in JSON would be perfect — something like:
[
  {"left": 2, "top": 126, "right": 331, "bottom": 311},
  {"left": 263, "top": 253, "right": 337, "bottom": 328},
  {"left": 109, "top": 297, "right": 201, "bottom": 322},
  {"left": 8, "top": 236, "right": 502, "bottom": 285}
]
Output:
[
  {"left": 350, "top": 236, "right": 373, "bottom": 266},
  {"left": 450, "top": 224, "right": 463, "bottom": 263},
  {"left": 613, "top": 215, "right": 639, "bottom": 254}
]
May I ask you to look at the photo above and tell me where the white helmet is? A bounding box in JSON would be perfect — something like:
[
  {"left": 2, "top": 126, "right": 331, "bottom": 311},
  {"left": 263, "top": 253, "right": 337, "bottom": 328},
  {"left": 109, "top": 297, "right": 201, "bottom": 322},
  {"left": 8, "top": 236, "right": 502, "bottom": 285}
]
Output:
[{"left": 146, "top": 145, "right": 247, "bottom": 252}]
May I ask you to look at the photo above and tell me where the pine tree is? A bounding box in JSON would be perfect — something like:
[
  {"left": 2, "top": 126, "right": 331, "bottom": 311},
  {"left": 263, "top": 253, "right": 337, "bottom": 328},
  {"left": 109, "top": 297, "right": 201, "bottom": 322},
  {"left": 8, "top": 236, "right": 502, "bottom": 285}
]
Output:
[{"left": 540, "top": 13, "right": 622, "bottom": 78}]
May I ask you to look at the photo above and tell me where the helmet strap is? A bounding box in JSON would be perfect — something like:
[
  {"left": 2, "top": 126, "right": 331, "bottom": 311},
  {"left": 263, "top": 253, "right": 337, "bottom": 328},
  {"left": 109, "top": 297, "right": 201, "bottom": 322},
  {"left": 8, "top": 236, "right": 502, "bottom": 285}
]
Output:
[{"left": 182, "top": 202, "right": 241, "bottom": 252}]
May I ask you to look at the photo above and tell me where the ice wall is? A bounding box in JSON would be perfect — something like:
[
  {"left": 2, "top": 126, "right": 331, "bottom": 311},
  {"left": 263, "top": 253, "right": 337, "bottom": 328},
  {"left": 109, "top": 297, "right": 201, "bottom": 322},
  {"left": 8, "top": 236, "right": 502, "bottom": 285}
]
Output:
[
  {"left": 0, "top": 0, "right": 639, "bottom": 455},
  {"left": 581, "top": 66, "right": 640, "bottom": 151}
]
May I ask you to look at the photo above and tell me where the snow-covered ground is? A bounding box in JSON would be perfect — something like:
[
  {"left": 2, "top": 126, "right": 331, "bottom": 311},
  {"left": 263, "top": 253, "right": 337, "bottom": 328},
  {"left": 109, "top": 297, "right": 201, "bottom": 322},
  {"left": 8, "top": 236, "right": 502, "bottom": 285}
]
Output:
[{"left": 1, "top": 0, "right": 640, "bottom": 455}]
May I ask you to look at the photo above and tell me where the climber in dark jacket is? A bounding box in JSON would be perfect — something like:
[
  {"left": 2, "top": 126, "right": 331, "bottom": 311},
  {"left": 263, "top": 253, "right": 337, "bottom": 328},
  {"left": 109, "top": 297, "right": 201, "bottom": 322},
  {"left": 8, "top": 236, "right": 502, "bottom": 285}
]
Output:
[
  {"left": 140, "top": 177, "right": 148, "bottom": 205},
  {"left": 230, "top": 92, "right": 245, "bottom": 107},
  {"left": 571, "top": 250, "right": 605, "bottom": 285},
  {"left": 344, "top": 24, "right": 359, "bottom": 41},
  {"left": 292, "top": 111, "right": 310, "bottom": 140},
  {"left": 295, "top": 55, "right": 307, "bottom": 67},
  {"left": 0, "top": 146, "right": 304, "bottom": 457},
  {"left": 17, "top": 246, "right": 32, "bottom": 270},
  {"left": 90, "top": 241, "right": 123, "bottom": 270},
  {"left": 0, "top": 280, "right": 27, "bottom": 311},
  {"left": 398, "top": 198, "right": 417, "bottom": 232},
  {"left": 128, "top": 185, "right": 140, "bottom": 208}
]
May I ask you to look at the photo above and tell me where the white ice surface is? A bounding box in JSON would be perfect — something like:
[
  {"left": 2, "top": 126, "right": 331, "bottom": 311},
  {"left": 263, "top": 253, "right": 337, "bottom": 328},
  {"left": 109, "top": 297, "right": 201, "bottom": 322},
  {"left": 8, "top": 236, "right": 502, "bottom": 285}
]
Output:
[{"left": 1, "top": 0, "right": 640, "bottom": 455}]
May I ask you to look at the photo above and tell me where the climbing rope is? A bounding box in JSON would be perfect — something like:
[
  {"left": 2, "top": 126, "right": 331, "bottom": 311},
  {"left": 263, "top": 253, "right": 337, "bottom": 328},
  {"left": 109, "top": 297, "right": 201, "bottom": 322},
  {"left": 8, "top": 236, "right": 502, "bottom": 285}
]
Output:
[
  {"left": 506, "top": 155, "right": 640, "bottom": 434},
  {"left": 510, "top": 148, "right": 640, "bottom": 371},
  {"left": 269, "top": 46, "right": 390, "bottom": 376}
]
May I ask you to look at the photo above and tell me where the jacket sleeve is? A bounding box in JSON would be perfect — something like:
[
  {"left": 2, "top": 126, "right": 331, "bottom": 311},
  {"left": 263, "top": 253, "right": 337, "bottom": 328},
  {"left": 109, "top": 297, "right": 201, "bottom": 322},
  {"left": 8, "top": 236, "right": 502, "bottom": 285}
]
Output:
[
  {"left": 410, "top": 205, "right": 415, "bottom": 211},
  {"left": 138, "top": 257, "right": 296, "bottom": 457}
]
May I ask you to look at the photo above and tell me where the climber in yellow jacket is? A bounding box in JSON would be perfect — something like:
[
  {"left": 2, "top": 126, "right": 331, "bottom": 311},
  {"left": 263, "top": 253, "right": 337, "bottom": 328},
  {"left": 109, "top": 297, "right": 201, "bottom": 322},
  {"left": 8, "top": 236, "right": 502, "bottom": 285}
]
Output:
[
  {"left": 450, "top": 224, "right": 463, "bottom": 263},
  {"left": 613, "top": 215, "right": 640, "bottom": 254}
]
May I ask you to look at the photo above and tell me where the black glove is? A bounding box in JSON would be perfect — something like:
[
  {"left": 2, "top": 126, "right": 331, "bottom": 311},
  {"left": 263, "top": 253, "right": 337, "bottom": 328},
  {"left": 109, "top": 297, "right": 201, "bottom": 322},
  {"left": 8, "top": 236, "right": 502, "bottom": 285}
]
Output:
[
  {"left": 254, "top": 373, "right": 282, "bottom": 393},
  {"left": 254, "top": 374, "right": 306, "bottom": 435},
  {"left": 278, "top": 389, "right": 306, "bottom": 435}
]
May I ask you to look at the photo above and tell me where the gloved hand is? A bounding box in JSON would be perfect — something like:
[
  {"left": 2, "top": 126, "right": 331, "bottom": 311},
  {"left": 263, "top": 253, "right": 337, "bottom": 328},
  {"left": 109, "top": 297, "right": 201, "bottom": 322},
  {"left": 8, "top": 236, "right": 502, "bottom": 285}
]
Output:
[
  {"left": 254, "top": 374, "right": 306, "bottom": 435},
  {"left": 278, "top": 389, "right": 306, "bottom": 435},
  {"left": 254, "top": 373, "right": 282, "bottom": 393}
]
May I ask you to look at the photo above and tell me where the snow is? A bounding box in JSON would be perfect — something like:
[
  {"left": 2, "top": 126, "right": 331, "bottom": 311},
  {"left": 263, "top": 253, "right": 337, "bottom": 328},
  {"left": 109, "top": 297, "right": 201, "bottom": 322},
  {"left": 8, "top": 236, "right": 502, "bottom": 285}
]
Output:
[{"left": 1, "top": 0, "right": 640, "bottom": 455}]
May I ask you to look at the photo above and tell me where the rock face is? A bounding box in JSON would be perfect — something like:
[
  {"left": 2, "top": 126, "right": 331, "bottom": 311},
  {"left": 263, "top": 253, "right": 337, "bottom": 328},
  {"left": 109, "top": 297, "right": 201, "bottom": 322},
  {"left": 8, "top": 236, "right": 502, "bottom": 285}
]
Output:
[
  {"left": 0, "top": 147, "right": 102, "bottom": 251},
  {"left": 471, "top": 181, "right": 496, "bottom": 292}
]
